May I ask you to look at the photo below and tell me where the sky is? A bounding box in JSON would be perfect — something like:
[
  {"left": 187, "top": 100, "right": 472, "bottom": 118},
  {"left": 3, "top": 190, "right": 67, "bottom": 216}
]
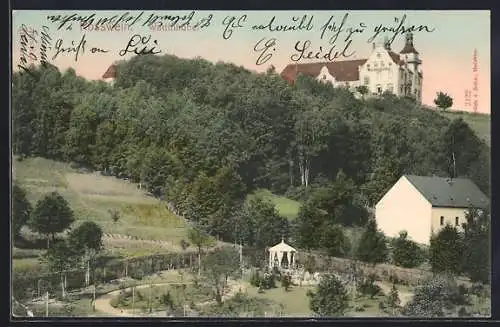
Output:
[{"left": 12, "top": 10, "right": 490, "bottom": 113}]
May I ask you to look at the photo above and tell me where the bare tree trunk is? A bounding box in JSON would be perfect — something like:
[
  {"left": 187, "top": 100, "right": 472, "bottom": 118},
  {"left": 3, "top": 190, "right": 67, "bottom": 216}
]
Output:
[
  {"left": 60, "top": 274, "right": 65, "bottom": 298},
  {"left": 198, "top": 250, "right": 201, "bottom": 277},
  {"left": 299, "top": 160, "right": 305, "bottom": 186},
  {"left": 305, "top": 158, "right": 310, "bottom": 188}
]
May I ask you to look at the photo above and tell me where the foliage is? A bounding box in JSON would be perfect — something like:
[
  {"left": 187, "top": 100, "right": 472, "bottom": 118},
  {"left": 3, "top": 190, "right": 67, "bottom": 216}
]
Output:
[
  {"left": 429, "top": 225, "right": 464, "bottom": 275},
  {"left": 402, "top": 275, "right": 469, "bottom": 317},
  {"left": 391, "top": 231, "right": 425, "bottom": 268},
  {"left": 357, "top": 274, "right": 382, "bottom": 299},
  {"left": 281, "top": 273, "right": 292, "bottom": 291},
  {"left": 68, "top": 221, "right": 103, "bottom": 253},
  {"left": 11, "top": 58, "right": 489, "bottom": 250},
  {"left": 236, "top": 197, "right": 290, "bottom": 249},
  {"left": 355, "top": 219, "right": 388, "bottom": 265},
  {"left": 28, "top": 192, "right": 74, "bottom": 245},
  {"left": 12, "top": 184, "right": 32, "bottom": 238},
  {"left": 202, "top": 247, "right": 240, "bottom": 305},
  {"left": 461, "top": 208, "right": 490, "bottom": 284},
  {"left": 434, "top": 92, "right": 453, "bottom": 111},
  {"left": 294, "top": 200, "right": 326, "bottom": 251},
  {"left": 108, "top": 209, "right": 120, "bottom": 224},
  {"left": 307, "top": 273, "right": 349, "bottom": 316},
  {"left": 320, "top": 224, "right": 351, "bottom": 258}
]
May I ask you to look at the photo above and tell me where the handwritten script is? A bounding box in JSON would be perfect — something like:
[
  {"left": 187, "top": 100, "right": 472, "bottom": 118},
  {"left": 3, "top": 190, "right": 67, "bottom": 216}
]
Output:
[{"left": 17, "top": 11, "right": 436, "bottom": 75}]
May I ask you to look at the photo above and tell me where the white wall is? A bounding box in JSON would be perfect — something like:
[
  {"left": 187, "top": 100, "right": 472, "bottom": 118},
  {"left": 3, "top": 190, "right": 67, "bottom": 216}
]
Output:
[{"left": 375, "top": 176, "right": 433, "bottom": 245}]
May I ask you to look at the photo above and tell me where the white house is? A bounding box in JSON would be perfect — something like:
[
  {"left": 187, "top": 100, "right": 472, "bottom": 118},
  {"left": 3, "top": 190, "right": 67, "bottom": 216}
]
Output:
[
  {"left": 281, "top": 32, "right": 423, "bottom": 102},
  {"left": 375, "top": 175, "right": 489, "bottom": 245}
]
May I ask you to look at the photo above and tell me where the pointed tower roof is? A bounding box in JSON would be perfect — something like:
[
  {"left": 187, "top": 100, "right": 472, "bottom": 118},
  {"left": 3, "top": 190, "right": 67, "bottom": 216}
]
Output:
[{"left": 400, "top": 32, "right": 419, "bottom": 55}]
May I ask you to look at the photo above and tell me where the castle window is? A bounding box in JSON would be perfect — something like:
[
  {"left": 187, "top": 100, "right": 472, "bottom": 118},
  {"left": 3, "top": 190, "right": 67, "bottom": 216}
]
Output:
[
  {"left": 455, "top": 217, "right": 459, "bottom": 226},
  {"left": 376, "top": 85, "right": 382, "bottom": 94},
  {"left": 440, "top": 216, "right": 444, "bottom": 226},
  {"left": 364, "top": 76, "right": 369, "bottom": 85}
]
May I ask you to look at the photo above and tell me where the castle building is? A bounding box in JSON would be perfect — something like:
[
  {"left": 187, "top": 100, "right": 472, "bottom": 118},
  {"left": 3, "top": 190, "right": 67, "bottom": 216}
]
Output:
[{"left": 281, "top": 33, "right": 423, "bottom": 102}]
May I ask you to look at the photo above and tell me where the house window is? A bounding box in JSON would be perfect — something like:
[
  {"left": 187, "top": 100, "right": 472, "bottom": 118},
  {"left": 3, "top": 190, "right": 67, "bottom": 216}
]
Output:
[
  {"left": 455, "top": 217, "right": 459, "bottom": 226},
  {"left": 364, "top": 76, "right": 369, "bottom": 85},
  {"left": 376, "top": 85, "right": 382, "bottom": 94},
  {"left": 322, "top": 75, "right": 327, "bottom": 80},
  {"left": 440, "top": 216, "right": 444, "bottom": 226}
]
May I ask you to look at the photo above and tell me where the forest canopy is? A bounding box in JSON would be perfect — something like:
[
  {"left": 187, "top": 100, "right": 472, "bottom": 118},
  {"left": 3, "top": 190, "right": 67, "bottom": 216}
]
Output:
[{"left": 12, "top": 55, "right": 490, "bottom": 244}]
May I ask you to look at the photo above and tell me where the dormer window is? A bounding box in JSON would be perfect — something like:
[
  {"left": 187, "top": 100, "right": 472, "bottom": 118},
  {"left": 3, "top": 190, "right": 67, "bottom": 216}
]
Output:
[{"left": 322, "top": 75, "right": 326, "bottom": 80}]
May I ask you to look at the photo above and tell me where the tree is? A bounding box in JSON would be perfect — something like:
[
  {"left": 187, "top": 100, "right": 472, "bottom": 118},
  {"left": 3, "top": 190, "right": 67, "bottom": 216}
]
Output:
[
  {"left": 12, "top": 184, "right": 32, "bottom": 239},
  {"left": 461, "top": 208, "right": 490, "bottom": 284},
  {"left": 294, "top": 200, "right": 326, "bottom": 251},
  {"left": 188, "top": 227, "right": 216, "bottom": 277},
  {"left": 434, "top": 92, "right": 453, "bottom": 111},
  {"left": 402, "top": 275, "right": 464, "bottom": 317},
  {"left": 386, "top": 283, "right": 401, "bottom": 315},
  {"left": 202, "top": 247, "right": 240, "bottom": 305},
  {"left": 41, "top": 240, "right": 79, "bottom": 298},
  {"left": 355, "top": 219, "right": 388, "bottom": 265},
  {"left": 237, "top": 197, "right": 290, "bottom": 249},
  {"left": 28, "top": 192, "right": 74, "bottom": 248},
  {"left": 429, "top": 224, "right": 464, "bottom": 275},
  {"left": 320, "top": 224, "right": 350, "bottom": 258},
  {"left": 307, "top": 273, "right": 349, "bottom": 316},
  {"left": 160, "top": 291, "right": 176, "bottom": 314},
  {"left": 356, "top": 85, "right": 369, "bottom": 100},
  {"left": 68, "top": 221, "right": 104, "bottom": 286},
  {"left": 391, "top": 230, "right": 425, "bottom": 268}
]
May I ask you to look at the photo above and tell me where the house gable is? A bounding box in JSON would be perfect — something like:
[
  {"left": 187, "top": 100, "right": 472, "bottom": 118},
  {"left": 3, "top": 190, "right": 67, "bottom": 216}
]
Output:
[{"left": 375, "top": 175, "right": 433, "bottom": 244}]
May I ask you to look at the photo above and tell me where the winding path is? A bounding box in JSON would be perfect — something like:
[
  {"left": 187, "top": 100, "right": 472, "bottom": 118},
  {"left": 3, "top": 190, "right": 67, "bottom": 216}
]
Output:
[{"left": 93, "top": 279, "right": 248, "bottom": 317}]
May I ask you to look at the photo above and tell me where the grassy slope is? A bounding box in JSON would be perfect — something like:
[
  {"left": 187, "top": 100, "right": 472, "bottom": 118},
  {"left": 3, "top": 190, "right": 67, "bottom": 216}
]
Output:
[
  {"left": 13, "top": 157, "right": 190, "bottom": 257},
  {"left": 246, "top": 189, "right": 301, "bottom": 220},
  {"left": 440, "top": 110, "right": 490, "bottom": 146}
]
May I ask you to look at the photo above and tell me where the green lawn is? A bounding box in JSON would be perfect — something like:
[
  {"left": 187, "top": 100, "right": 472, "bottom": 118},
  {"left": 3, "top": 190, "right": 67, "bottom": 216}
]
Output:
[
  {"left": 247, "top": 189, "right": 301, "bottom": 220},
  {"left": 440, "top": 110, "right": 490, "bottom": 146}
]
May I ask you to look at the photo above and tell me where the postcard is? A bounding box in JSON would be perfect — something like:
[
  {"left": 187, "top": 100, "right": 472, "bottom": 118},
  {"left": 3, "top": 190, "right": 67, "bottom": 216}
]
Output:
[{"left": 11, "top": 10, "right": 491, "bottom": 319}]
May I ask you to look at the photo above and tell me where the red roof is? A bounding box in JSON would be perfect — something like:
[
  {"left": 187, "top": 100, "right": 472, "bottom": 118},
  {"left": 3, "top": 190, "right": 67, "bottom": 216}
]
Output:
[
  {"left": 281, "top": 59, "right": 367, "bottom": 83},
  {"left": 102, "top": 64, "right": 117, "bottom": 79}
]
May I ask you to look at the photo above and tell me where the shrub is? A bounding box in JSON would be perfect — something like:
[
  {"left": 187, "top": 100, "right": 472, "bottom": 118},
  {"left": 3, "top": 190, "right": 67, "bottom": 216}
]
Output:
[
  {"left": 357, "top": 274, "right": 382, "bottom": 299},
  {"left": 249, "top": 270, "right": 261, "bottom": 287}
]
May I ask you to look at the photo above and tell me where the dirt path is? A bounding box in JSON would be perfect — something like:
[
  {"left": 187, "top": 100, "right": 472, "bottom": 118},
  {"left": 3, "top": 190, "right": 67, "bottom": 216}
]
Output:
[
  {"left": 94, "top": 278, "right": 248, "bottom": 317},
  {"left": 94, "top": 282, "right": 191, "bottom": 317}
]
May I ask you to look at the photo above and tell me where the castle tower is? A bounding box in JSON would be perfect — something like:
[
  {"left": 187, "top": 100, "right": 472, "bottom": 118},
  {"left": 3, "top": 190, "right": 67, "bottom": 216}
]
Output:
[
  {"left": 400, "top": 32, "right": 421, "bottom": 69},
  {"left": 400, "top": 33, "right": 422, "bottom": 102}
]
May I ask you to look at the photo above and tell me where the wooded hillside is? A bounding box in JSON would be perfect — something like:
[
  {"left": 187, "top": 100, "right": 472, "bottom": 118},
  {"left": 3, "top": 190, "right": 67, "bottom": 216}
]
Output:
[{"left": 12, "top": 55, "right": 490, "bottom": 245}]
